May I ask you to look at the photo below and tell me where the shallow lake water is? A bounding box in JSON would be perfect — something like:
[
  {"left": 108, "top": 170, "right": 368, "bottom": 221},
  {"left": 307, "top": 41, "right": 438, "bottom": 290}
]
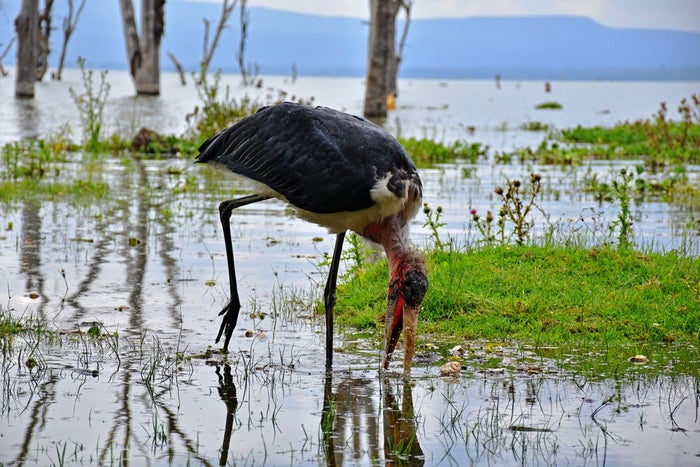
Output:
[{"left": 1, "top": 72, "right": 699, "bottom": 465}]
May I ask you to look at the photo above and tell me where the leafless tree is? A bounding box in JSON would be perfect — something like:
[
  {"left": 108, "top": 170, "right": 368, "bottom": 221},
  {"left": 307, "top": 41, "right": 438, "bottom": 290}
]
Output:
[
  {"left": 14, "top": 0, "right": 38, "bottom": 97},
  {"left": 390, "top": 0, "right": 412, "bottom": 97},
  {"left": 119, "top": 0, "right": 165, "bottom": 95},
  {"left": 36, "top": 0, "right": 54, "bottom": 81},
  {"left": 364, "top": 0, "right": 396, "bottom": 118},
  {"left": 198, "top": 0, "right": 237, "bottom": 84},
  {"left": 52, "top": 0, "right": 86, "bottom": 80},
  {"left": 236, "top": 0, "right": 259, "bottom": 86},
  {"left": 363, "top": 0, "right": 413, "bottom": 118}
]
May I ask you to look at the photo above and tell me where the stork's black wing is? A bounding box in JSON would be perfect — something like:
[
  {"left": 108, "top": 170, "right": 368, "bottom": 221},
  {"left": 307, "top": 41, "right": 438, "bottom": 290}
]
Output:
[{"left": 195, "top": 102, "right": 417, "bottom": 214}]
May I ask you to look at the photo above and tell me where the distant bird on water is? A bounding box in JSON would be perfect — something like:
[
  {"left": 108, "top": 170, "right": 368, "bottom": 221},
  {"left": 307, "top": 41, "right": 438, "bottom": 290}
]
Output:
[{"left": 195, "top": 102, "right": 428, "bottom": 377}]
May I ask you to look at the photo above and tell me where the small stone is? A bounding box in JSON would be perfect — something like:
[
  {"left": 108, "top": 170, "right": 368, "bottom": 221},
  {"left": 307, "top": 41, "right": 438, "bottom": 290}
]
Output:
[
  {"left": 449, "top": 345, "right": 465, "bottom": 357},
  {"left": 28, "top": 291, "right": 40, "bottom": 299},
  {"left": 440, "top": 361, "right": 461, "bottom": 377},
  {"left": 245, "top": 330, "right": 255, "bottom": 338},
  {"left": 628, "top": 354, "right": 648, "bottom": 364}
]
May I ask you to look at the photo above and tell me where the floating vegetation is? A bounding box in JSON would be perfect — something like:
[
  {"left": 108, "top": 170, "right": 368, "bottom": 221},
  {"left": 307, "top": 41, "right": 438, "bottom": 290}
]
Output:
[{"left": 535, "top": 101, "right": 563, "bottom": 110}]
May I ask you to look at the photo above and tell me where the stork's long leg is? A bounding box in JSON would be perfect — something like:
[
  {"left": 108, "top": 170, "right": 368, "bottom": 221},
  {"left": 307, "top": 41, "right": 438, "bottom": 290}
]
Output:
[
  {"left": 216, "top": 194, "right": 270, "bottom": 351},
  {"left": 324, "top": 231, "right": 346, "bottom": 370}
]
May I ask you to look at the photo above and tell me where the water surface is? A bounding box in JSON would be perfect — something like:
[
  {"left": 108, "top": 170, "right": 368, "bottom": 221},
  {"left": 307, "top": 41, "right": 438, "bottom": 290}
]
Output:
[{"left": 0, "top": 73, "right": 699, "bottom": 465}]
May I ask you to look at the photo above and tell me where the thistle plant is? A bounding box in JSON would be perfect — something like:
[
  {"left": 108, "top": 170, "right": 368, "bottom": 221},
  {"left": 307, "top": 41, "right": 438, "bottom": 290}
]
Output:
[
  {"left": 609, "top": 168, "right": 635, "bottom": 248},
  {"left": 69, "top": 57, "right": 110, "bottom": 152},
  {"left": 423, "top": 203, "right": 449, "bottom": 252},
  {"left": 470, "top": 208, "right": 496, "bottom": 246},
  {"left": 492, "top": 173, "right": 544, "bottom": 245}
]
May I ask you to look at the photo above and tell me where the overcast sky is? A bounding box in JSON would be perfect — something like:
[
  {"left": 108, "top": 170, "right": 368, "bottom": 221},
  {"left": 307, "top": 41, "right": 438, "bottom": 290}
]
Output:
[{"left": 228, "top": 0, "right": 700, "bottom": 32}]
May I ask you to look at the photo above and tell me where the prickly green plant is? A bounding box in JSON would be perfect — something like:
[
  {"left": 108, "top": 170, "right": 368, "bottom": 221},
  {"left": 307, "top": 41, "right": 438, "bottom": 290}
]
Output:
[
  {"left": 342, "top": 232, "right": 372, "bottom": 275},
  {"left": 470, "top": 208, "right": 496, "bottom": 246},
  {"left": 609, "top": 168, "right": 636, "bottom": 248},
  {"left": 422, "top": 203, "right": 450, "bottom": 252},
  {"left": 492, "top": 173, "right": 545, "bottom": 245},
  {"left": 69, "top": 57, "right": 110, "bottom": 153},
  {"left": 185, "top": 71, "right": 260, "bottom": 141}
]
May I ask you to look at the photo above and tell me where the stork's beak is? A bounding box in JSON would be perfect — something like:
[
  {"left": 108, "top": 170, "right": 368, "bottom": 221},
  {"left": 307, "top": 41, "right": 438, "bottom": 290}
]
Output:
[{"left": 382, "top": 294, "right": 419, "bottom": 378}]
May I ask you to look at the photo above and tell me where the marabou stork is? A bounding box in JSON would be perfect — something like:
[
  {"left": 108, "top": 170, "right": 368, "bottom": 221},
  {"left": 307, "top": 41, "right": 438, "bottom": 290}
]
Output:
[{"left": 196, "top": 102, "right": 428, "bottom": 377}]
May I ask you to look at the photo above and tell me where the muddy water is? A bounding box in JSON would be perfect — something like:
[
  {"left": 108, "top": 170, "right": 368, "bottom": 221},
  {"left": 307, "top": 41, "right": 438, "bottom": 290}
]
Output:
[
  {"left": 0, "top": 153, "right": 698, "bottom": 465},
  {"left": 1, "top": 74, "right": 699, "bottom": 464}
]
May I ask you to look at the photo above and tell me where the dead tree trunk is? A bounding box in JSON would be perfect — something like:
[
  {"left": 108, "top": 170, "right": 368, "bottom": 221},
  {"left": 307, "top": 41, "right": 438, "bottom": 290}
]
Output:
[
  {"left": 118, "top": 0, "right": 165, "bottom": 95},
  {"left": 36, "top": 0, "right": 54, "bottom": 81},
  {"left": 363, "top": 0, "right": 397, "bottom": 118},
  {"left": 390, "top": 1, "right": 412, "bottom": 98},
  {"left": 53, "top": 0, "right": 86, "bottom": 80},
  {"left": 15, "top": 0, "right": 38, "bottom": 97},
  {"left": 364, "top": 0, "right": 413, "bottom": 117}
]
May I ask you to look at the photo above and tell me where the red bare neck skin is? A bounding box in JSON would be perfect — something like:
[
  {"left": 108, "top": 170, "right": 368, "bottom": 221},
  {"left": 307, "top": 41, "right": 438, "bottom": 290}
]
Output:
[{"left": 365, "top": 214, "right": 427, "bottom": 377}]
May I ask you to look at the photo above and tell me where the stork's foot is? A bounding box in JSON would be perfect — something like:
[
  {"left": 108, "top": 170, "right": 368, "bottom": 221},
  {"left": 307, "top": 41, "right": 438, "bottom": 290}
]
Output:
[{"left": 215, "top": 300, "right": 241, "bottom": 352}]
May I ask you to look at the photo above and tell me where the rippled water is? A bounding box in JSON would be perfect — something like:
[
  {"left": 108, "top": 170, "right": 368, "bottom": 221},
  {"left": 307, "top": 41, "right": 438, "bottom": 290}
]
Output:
[{"left": 0, "top": 72, "right": 699, "bottom": 465}]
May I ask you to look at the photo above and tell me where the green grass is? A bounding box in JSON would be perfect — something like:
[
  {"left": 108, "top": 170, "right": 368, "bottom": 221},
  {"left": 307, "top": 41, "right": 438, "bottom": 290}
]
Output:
[
  {"left": 398, "top": 137, "right": 488, "bottom": 166},
  {"left": 334, "top": 245, "right": 700, "bottom": 347},
  {"left": 556, "top": 95, "right": 700, "bottom": 165},
  {"left": 0, "top": 308, "right": 27, "bottom": 337},
  {"left": 559, "top": 120, "right": 700, "bottom": 163},
  {"left": 535, "top": 101, "right": 563, "bottom": 110},
  {"left": 0, "top": 178, "right": 110, "bottom": 205}
]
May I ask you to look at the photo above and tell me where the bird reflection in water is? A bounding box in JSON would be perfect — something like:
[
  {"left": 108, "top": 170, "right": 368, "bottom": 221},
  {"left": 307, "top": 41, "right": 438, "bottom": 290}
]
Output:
[
  {"left": 322, "top": 374, "right": 423, "bottom": 465},
  {"left": 382, "top": 379, "right": 424, "bottom": 464},
  {"left": 215, "top": 364, "right": 238, "bottom": 466}
]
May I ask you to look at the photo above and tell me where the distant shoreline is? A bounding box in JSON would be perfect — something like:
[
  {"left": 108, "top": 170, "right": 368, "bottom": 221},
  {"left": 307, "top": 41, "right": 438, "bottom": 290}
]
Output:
[{"left": 3, "top": 64, "right": 699, "bottom": 82}]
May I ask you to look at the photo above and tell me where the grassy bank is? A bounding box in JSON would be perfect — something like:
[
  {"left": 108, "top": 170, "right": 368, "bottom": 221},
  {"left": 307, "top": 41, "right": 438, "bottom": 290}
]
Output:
[{"left": 336, "top": 245, "right": 699, "bottom": 346}]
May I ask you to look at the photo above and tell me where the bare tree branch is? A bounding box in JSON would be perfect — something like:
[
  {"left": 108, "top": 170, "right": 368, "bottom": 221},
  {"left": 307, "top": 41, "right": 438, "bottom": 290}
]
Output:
[
  {"left": 392, "top": 0, "right": 413, "bottom": 96},
  {"left": 198, "top": 0, "right": 238, "bottom": 84},
  {"left": 236, "top": 0, "right": 259, "bottom": 86},
  {"left": 52, "top": 0, "right": 86, "bottom": 80},
  {"left": 167, "top": 51, "right": 186, "bottom": 85},
  {"left": 237, "top": 0, "right": 248, "bottom": 84},
  {"left": 0, "top": 36, "right": 16, "bottom": 77},
  {"left": 36, "top": 0, "right": 54, "bottom": 81}
]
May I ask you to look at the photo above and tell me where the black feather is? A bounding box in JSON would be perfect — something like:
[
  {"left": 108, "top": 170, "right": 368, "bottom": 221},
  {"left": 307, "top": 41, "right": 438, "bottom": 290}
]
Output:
[{"left": 196, "top": 103, "right": 418, "bottom": 214}]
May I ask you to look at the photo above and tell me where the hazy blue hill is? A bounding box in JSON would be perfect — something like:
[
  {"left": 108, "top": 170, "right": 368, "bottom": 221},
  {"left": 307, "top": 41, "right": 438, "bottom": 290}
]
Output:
[
  {"left": 165, "top": 5, "right": 368, "bottom": 76},
  {"left": 1, "top": 0, "right": 699, "bottom": 79},
  {"left": 403, "top": 15, "right": 700, "bottom": 79},
  {"left": 407, "top": 16, "right": 700, "bottom": 68}
]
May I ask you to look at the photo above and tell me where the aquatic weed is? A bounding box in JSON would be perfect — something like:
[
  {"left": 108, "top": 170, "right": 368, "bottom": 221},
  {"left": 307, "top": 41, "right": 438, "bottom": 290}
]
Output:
[{"left": 69, "top": 58, "right": 111, "bottom": 153}]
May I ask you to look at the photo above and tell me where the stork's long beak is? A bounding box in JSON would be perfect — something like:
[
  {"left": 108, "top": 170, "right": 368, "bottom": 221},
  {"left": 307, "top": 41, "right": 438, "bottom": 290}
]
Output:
[{"left": 382, "top": 294, "right": 419, "bottom": 378}]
